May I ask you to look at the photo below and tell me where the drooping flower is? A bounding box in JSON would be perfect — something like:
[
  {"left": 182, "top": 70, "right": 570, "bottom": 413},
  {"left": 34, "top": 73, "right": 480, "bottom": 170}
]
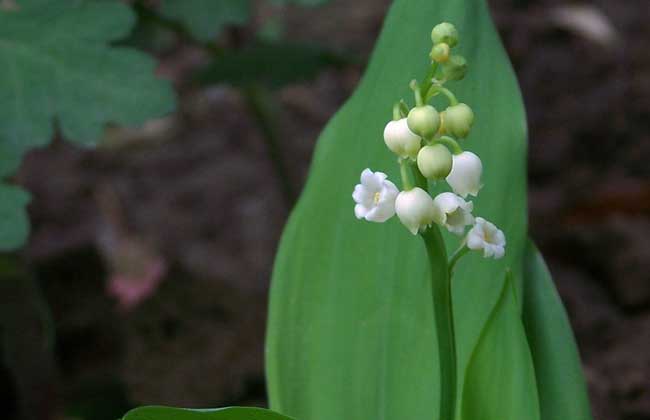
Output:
[
  {"left": 383, "top": 118, "right": 422, "bottom": 159},
  {"left": 433, "top": 192, "right": 474, "bottom": 235},
  {"left": 352, "top": 168, "right": 399, "bottom": 223},
  {"left": 466, "top": 217, "right": 506, "bottom": 259},
  {"left": 446, "top": 151, "right": 483, "bottom": 198},
  {"left": 395, "top": 187, "right": 443, "bottom": 235}
]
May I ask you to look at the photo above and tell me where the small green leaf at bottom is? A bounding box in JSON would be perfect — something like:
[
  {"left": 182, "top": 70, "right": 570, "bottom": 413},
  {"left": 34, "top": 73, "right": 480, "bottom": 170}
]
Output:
[
  {"left": 461, "top": 272, "right": 541, "bottom": 420},
  {"left": 123, "top": 406, "right": 296, "bottom": 420},
  {"left": 522, "top": 241, "right": 593, "bottom": 420}
]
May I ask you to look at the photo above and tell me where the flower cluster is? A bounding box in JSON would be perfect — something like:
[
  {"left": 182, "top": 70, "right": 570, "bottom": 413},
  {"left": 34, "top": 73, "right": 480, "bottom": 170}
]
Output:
[{"left": 352, "top": 22, "right": 505, "bottom": 260}]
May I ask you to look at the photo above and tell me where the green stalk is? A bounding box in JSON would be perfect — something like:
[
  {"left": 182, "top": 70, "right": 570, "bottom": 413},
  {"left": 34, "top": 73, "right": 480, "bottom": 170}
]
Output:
[
  {"left": 420, "top": 62, "right": 439, "bottom": 99},
  {"left": 421, "top": 227, "right": 456, "bottom": 420},
  {"left": 409, "top": 159, "right": 428, "bottom": 190},
  {"left": 448, "top": 245, "right": 469, "bottom": 274},
  {"left": 434, "top": 136, "right": 463, "bottom": 155},
  {"left": 399, "top": 158, "right": 414, "bottom": 190}
]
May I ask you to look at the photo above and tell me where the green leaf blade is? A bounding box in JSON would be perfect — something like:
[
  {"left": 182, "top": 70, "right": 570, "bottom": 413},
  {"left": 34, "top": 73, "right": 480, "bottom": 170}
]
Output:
[
  {"left": 522, "top": 242, "right": 593, "bottom": 420},
  {"left": 266, "top": 1, "right": 529, "bottom": 420}
]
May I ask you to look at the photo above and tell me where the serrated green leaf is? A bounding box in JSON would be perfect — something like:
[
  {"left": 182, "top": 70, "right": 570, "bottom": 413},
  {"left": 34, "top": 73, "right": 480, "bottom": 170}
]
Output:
[
  {"left": 461, "top": 272, "right": 541, "bottom": 420},
  {"left": 523, "top": 241, "right": 593, "bottom": 420},
  {"left": 0, "top": 0, "right": 175, "bottom": 250},
  {"left": 199, "top": 42, "right": 345, "bottom": 89},
  {"left": 159, "top": 0, "right": 251, "bottom": 42},
  {"left": 0, "top": 0, "right": 175, "bottom": 151},
  {"left": 122, "top": 406, "right": 295, "bottom": 420},
  {"left": 0, "top": 183, "right": 30, "bottom": 251},
  {"left": 265, "top": 0, "right": 529, "bottom": 419},
  {"left": 0, "top": 143, "right": 22, "bottom": 177}
]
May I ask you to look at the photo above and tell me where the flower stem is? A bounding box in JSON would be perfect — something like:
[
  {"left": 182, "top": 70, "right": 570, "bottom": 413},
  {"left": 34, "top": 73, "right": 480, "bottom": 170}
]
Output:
[
  {"left": 425, "top": 85, "right": 459, "bottom": 106},
  {"left": 420, "top": 62, "right": 439, "bottom": 99},
  {"left": 410, "top": 80, "right": 424, "bottom": 106},
  {"left": 421, "top": 227, "right": 456, "bottom": 420},
  {"left": 408, "top": 160, "right": 428, "bottom": 190},
  {"left": 448, "top": 244, "right": 469, "bottom": 274},
  {"left": 393, "top": 102, "right": 402, "bottom": 121},
  {"left": 435, "top": 136, "right": 463, "bottom": 155},
  {"left": 399, "top": 158, "right": 414, "bottom": 191}
]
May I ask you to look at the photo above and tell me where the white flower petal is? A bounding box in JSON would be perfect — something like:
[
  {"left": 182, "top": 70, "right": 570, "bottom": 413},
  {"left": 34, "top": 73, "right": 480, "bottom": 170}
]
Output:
[
  {"left": 492, "top": 245, "right": 505, "bottom": 259},
  {"left": 465, "top": 217, "right": 506, "bottom": 259},
  {"left": 354, "top": 204, "right": 368, "bottom": 219},
  {"left": 433, "top": 192, "right": 474, "bottom": 235},
  {"left": 467, "top": 232, "right": 484, "bottom": 250},
  {"left": 434, "top": 192, "right": 460, "bottom": 213},
  {"left": 352, "top": 184, "right": 372, "bottom": 207},
  {"left": 352, "top": 168, "right": 398, "bottom": 223}
]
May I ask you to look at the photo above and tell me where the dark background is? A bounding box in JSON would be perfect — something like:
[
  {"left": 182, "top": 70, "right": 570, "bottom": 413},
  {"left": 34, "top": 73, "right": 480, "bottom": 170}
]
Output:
[{"left": 2, "top": 0, "right": 649, "bottom": 419}]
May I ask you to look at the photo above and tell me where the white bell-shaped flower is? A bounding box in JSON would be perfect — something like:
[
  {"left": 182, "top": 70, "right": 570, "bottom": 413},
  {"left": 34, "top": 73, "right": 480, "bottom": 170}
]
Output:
[
  {"left": 433, "top": 192, "right": 474, "bottom": 235},
  {"left": 352, "top": 168, "right": 399, "bottom": 223},
  {"left": 466, "top": 217, "right": 506, "bottom": 259},
  {"left": 395, "top": 187, "right": 442, "bottom": 235},
  {"left": 383, "top": 118, "right": 422, "bottom": 159},
  {"left": 445, "top": 151, "right": 483, "bottom": 198}
]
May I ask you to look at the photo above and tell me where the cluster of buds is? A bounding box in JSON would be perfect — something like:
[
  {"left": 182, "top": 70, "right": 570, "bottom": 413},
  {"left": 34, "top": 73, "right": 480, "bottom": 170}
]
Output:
[{"left": 352, "top": 22, "right": 505, "bottom": 260}]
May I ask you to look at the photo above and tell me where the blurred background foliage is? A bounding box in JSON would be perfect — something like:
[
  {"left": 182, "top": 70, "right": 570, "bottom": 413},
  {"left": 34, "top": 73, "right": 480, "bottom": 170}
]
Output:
[{"left": 0, "top": 0, "right": 648, "bottom": 420}]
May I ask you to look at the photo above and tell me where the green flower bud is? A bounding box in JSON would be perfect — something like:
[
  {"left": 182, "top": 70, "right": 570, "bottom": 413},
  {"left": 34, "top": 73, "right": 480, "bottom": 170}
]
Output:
[
  {"left": 431, "top": 22, "right": 458, "bottom": 47},
  {"left": 407, "top": 105, "right": 440, "bottom": 139},
  {"left": 417, "top": 144, "right": 453, "bottom": 180},
  {"left": 442, "top": 55, "right": 467, "bottom": 81},
  {"left": 443, "top": 103, "right": 474, "bottom": 138},
  {"left": 430, "top": 43, "right": 450, "bottom": 63}
]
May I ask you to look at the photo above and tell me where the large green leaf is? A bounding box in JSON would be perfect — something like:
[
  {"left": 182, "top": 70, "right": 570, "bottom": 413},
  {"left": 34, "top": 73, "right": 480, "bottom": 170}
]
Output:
[
  {"left": 159, "top": 0, "right": 251, "bottom": 42},
  {"left": 0, "top": 0, "right": 175, "bottom": 250},
  {"left": 461, "top": 272, "right": 541, "bottom": 420},
  {"left": 122, "top": 406, "right": 295, "bottom": 420},
  {"left": 522, "top": 242, "right": 593, "bottom": 420},
  {"left": 266, "top": 0, "right": 528, "bottom": 420}
]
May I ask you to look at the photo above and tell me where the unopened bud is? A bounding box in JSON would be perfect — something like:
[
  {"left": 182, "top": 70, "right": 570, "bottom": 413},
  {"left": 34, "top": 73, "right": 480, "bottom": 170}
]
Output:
[
  {"left": 443, "top": 103, "right": 474, "bottom": 138},
  {"left": 430, "top": 43, "right": 450, "bottom": 63},
  {"left": 442, "top": 55, "right": 467, "bottom": 81},
  {"left": 431, "top": 22, "right": 459, "bottom": 47},
  {"left": 407, "top": 105, "right": 440, "bottom": 139},
  {"left": 417, "top": 144, "right": 452, "bottom": 180}
]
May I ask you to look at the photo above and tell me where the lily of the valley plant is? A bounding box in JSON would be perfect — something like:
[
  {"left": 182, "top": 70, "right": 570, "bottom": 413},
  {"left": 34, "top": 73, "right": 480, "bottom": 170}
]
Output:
[{"left": 352, "top": 22, "right": 506, "bottom": 420}]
